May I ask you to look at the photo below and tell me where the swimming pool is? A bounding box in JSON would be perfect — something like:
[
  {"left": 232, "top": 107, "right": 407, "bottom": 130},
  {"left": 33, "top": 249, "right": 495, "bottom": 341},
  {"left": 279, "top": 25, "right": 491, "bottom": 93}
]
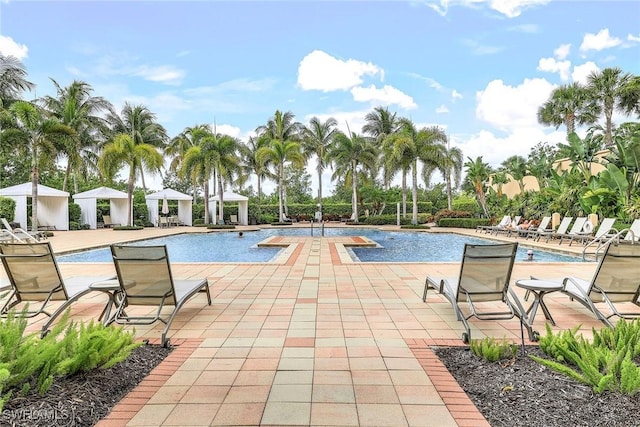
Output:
[{"left": 57, "top": 228, "right": 582, "bottom": 263}]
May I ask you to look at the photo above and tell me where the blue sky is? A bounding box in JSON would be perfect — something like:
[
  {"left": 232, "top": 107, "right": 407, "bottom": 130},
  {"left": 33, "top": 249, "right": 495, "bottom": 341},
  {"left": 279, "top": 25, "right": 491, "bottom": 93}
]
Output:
[{"left": 1, "top": 0, "right": 639, "bottom": 195}]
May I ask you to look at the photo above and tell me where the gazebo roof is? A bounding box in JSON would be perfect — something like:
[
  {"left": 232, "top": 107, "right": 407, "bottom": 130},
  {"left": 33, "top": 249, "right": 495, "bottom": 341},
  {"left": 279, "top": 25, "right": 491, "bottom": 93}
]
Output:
[
  {"left": 0, "top": 182, "right": 69, "bottom": 197},
  {"left": 72, "top": 186, "right": 128, "bottom": 200},
  {"left": 145, "top": 188, "right": 192, "bottom": 201},
  {"left": 209, "top": 191, "right": 248, "bottom": 202}
]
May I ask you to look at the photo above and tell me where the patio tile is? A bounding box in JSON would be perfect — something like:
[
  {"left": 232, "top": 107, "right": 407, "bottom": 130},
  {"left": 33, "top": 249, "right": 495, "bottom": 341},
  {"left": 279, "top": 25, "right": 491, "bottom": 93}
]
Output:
[
  {"left": 163, "top": 403, "right": 219, "bottom": 425},
  {"left": 273, "top": 370, "right": 314, "bottom": 385},
  {"left": 261, "top": 402, "right": 311, "bottom": 425},
  {"left": 310, "top": 403, "right": 358, "bottom": 426},
  {"left": 312, "top": 384, "right": 355, "bottom": 403},
  {"left": 126, "top": 404, "right": 174, "bottom": 426},
  {"left": 402, "top": 404, "right": 458, "bottom": 427},
  {"left": 268, "top": 384, "right": 313, "bottom": 402},
  {"left": 180, "top": 385, "right": 230, "bottom": 404},
  {"left": 224, "top": 385, "right": 271, "bottom": 403},
  {"left": 356, "top": 403, "right": 408, "bottom": 427},
  {"left": 354, "top": 385, "right": 400, "bottom": 404},
  {"left": 211, "top": 402, "right": 265, "bottom": 426}
]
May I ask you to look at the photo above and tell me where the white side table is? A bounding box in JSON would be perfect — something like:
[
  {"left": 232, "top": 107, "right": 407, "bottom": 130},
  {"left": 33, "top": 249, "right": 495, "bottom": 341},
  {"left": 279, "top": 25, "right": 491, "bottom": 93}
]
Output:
[{"left": 515, "top": 279, "right": 563, "bottom": 325}]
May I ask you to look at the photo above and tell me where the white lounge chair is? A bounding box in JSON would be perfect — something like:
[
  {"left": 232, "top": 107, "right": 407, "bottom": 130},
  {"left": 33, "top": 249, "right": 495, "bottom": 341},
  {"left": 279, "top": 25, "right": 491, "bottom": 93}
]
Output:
[{"left": 1, "top": 218, "right": 45, "bottom": 242}]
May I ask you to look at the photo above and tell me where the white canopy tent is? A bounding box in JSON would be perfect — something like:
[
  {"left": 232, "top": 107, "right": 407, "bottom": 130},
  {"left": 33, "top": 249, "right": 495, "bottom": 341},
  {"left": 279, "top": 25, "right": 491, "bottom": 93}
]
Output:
[
  {"left": 72, "top": 186, "right": 130, "bottom": 229},
  {"left": 0, "top": 182, "right": 70, "bottom": 230},
  {"left": 209, "top": 192, "right": 249, "bottom": 225},
  {"left": 145, "top": 188, "right": 193, "bottom": 227}
]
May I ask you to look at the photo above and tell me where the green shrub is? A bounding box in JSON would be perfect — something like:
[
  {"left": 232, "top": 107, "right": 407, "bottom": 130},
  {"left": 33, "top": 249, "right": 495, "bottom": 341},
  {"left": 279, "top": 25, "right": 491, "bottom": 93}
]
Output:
[
  {"left": 531, "top": 320, "right": 640, "bottom": 395},
  {"left": 206, "top": 224, "right": 235, "bottom": 229},
  {"left": 0, "top": 309, "right": 141, "bottom": 411},
  {"left": 68, "top": 202, "right": 81, "bottom": 225},
  {"left": 0, "top": 197, "right": 16, "bottom": 222},
  {"left": 112, "top": 225, "right": 144, "bottom": 230},
  {"left": 400, "top": 224, "right": 431, "bottom": 230},
  {"left": 438, "top": 218, "right": 490, "bottom": 228},
  {"left": 470, "top": 337, "right": 518, "bottom": 362}
]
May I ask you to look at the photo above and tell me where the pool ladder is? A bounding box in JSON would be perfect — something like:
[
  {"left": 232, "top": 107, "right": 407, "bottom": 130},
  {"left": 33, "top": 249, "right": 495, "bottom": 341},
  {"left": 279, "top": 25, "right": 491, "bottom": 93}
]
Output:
[{"left": 310, "top": 221, "right": 325, "bottom": 237}]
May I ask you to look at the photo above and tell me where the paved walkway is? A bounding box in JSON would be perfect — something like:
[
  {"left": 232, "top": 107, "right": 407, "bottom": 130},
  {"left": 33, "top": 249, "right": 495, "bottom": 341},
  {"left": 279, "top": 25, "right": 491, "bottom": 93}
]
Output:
[{"left": 4, "top": 225, "right": 629, "bottom": 426}]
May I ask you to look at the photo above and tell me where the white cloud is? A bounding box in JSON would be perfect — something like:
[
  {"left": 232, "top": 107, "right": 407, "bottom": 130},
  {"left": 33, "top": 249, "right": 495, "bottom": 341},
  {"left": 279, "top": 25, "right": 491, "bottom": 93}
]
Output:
[
  {"left": 554, "top": 43, "right": 571, "bottom": 60},
  {"left": 571, "top": 61, "right": 599, "bottom": 85},
  {"left": 508, "top": 24, "right": 538, "bottom": 33},
  {"left": 580, "top": 29, "right": 621, "bottom": 52},
  {"left": 133, "top": 65, "right": 184, "bottom": 85},
  {"left": 297, "top": 50, "right": 383, "bottom": 92},
  {"left": 0, "top": 35, "right": 28, "bottom": 59},
  {"left": 627, "top": 33, "right": 640, "bottom": 43},
  {"left": 212, "top": 123, "right": 242, "bottom": 138},
  {"left": 462, "top": 39, "right": 504, "bottom": 55},
  {"left": 423, "top": 0, "right": 550, "bottom": 18},
  {"left": 350, "top": 85, "right": 417, "bottom": 109},
  {"left": 475, "top": 78, "right": 555, "bottom": 132},
  {"left": 306, "top": 109, "right": 370, "bottom": 135},
  {"left": 451, "top": 89, "right": 463, "bottom": 101},
  {"left": 436, "top": 104, "right": 450, "bottom": 114},
  {"left": 537, "top": 57, "right": 571, "bottom": 81}
]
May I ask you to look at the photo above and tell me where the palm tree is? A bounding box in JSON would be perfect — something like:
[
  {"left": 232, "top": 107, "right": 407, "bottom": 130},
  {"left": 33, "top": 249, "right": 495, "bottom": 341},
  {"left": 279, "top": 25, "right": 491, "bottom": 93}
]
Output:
[
  {"left": 362, "top": 106, "right": 399, "bottom": 188},
  {"left": 239, "top": 136, "right": 270, "bottom": 203},
  {"left": 423, "top": 142, "right": 463, "bottom": 210},
  {"left": 99, "top": 133, "right": 163, "bottom": 226},
  {"left": 464, "top": 156, "right": 491, "bottom": 217},
  {"left": 104, "top": 103, "right": 168, "bottom": 190},
  {"left": 537, "top": 82, "right": 598, "bottom": 137},
  {"left": 330, "top": 129, "right": 377, "bottom": 223},
  {"left": 6, "top": 101, "right": 74, "bottom": 231},
  {"left": 618, "top": 75, "right": 640, "bottom": 118},
  {"left": 255, "top": 110, "right": 303, "bottom": 221},
  {"left": 587, "top": 67, "right": 633, "bottom": 147},
  {"left": 301, "top": 116, "right": 338, "bottom": 216},
  {"left": 387, "top": 119, "right": 447, "bottom": 224},
  {"left": 166, "top": 124, "right": 213, "bottom": 204},
  {"left": 501, "top": 155, "right": 528, "bottom": 195},
  {"left": 0, "top": 54, "right": 34, "bottom": 106},
  {"left": 40, "top": 79, "right": 111, "bottom": 192}
]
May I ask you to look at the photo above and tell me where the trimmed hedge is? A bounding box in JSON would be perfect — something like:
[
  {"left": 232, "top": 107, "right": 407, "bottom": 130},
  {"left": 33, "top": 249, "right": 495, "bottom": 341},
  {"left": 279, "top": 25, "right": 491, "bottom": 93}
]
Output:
[
  {"left": 0, "top": 197, "right": 16, "bottom": 222},
  {"left": 438, "top": 218, "right": 491, "bottom": 228}
]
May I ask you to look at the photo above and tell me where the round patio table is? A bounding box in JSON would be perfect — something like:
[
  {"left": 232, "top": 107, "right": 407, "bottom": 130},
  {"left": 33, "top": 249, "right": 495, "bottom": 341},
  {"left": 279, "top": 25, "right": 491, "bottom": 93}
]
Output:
[{"left": 515, "top": 279, "right": 563, "bottom": 325}]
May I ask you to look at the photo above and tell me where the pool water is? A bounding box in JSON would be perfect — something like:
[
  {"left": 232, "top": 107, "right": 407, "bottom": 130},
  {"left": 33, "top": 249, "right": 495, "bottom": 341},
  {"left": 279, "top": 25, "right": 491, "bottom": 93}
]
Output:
[{"left": 57, "top": 228, "right": 582, "bottom": 263}]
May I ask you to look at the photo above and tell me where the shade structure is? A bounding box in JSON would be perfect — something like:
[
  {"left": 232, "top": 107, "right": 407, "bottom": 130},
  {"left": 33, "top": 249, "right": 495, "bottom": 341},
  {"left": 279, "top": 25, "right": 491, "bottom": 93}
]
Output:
[
  {"left": 0, "top": 183, "right": 70, "bottom": 230},
  {"left": 145, "top": 189, "right": 192, "bottom": 226},
  {"left": 209, "top": 192, "right": 249, "bottom": 225},
  {"left": 162, "top": 195, "right": 169, "bottom": 215},
  {"left": 72, "top": 186, "right": 130, "bottom": 229}
]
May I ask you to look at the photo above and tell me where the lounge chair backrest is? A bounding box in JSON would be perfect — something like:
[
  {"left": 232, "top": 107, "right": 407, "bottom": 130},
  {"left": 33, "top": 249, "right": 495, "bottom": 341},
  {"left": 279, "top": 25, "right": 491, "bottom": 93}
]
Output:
[
  {"left": 512, "top": 216, "right": 521, "bottom": 226},
  {"left": 567, "top": 217, "right": 587, "bottom": 235},
  {"left": 230, "top": 215, "right": 238, "bottom": 223},
  {"left": 1, "top": 218, "right": 12, "bottom": 230},
  {"left": 593, "top": 218, "right": 616, "bottom": 239},
  {"left": 623, "top": 219, "right": 640, "bottom": 242},
  {"left": 111, "top": 245, "right": 177, "bottom": 306},
  {"left": 0, "top": 242, "right": 67, "bottom": 301},
  {"left": 537, "top": 216, "right": 551, "bottom": 230},
  {"left": 590, "top": 242, "right": 640, "bottom": 303},
  {"left": 497, "top": 215, "right": 510, "bottom": 226},
  {"left": 456, "top": 243, "right": 518, "bottom": 303},
  {"left": 555, "top": 217, "right": 573, "bottom": 234},
  {"left": 103, "top": 215, "right": 112, "bottom": 224}
]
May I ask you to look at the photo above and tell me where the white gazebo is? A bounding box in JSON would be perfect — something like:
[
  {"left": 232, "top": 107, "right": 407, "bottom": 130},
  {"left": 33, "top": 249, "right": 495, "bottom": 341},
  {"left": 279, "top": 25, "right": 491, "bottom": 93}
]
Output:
[
  {"left": 209, "top": 192, "right": 249, "bottom": 225},
  {"left": 0, "top": 182, "right": 70, "bottom": 230},
  {"left": 72, "top": 186, "right": 130, "bottom": 229},
  {"left": 145, "top": 188, "right": 193, "bottom": 227}
]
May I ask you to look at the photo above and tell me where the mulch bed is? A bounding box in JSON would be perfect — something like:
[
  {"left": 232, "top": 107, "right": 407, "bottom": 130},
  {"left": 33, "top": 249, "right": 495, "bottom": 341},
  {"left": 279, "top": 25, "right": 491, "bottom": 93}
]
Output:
[
  {"left": 0, "top": 344, "right": 171, "bottom": 426},
  {"left": 434, "top": 346, "right": 640, "bottom": 427}
]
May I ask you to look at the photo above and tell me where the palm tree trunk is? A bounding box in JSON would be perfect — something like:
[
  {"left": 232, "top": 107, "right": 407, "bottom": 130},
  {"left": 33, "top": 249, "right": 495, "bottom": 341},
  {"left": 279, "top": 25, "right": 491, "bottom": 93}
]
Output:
[
  {"left": 31, "top": 152, "right": 39, "bottom": 232},
  {"left": 412, "top": 160, "right": 418, "bottom": 225},
  {"left": 402, "top": 170, "right": 407, "bottom": 217},
  {"left": 278, "top": 165, "right": 284, "bottom": 222},
  {"left": 127, "top": 170, "right": 135, "bottom": 226},
  {"left": 218, "top": 175, "right": 224, "bottom": 224},
  {"left": 62, "top": 163, "right": 71, "bottom": 192},
  {"left": 203, "top": 180, "right": 209, "bottom": 224},
  {"left": 445, "top": 172, "right": 453, "bottom": 210},
  {"left": 317, "top": 169, "right": 323, "bottom": 214},
  {"left": 352, "top": 160, "right": 359, "bottom": 223}
]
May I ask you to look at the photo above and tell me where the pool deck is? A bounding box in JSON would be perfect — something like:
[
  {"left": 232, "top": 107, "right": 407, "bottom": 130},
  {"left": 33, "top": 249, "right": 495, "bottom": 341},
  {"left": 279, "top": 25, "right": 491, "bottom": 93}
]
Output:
[{"left": 4, "top": 224, "right": 635, "bottom": 426}]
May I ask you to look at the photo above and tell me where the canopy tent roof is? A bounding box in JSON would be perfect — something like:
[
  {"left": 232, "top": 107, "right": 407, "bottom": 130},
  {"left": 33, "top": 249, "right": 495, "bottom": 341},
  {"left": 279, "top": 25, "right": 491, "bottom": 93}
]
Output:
[
  {"left": 72, "top": 186, "right": 128, "bottom": 200},
  {"left": 0, "top": 182, "right": 70, "bottom": 230},
  {"left": 0, "top": 182, "right": 69, "bottom": 197},
  {"left": 146, "top": 188, "right": 192, "bottom": 201},
  {"left": 72, "top": 186, "right": 130, "bottom": 229},
  {"left": 209, "top": 192, "right": 249, "bottom": 225},
  {"left": 145, "top": 188, "right": 193, "bottom": 226},
  {"left": 209, "top": 192, "right": 248, "bottom": 202}
]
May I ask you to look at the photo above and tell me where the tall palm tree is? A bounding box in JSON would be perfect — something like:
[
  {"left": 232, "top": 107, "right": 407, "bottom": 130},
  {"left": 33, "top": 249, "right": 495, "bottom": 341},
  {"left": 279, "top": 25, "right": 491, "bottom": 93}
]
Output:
[
  {"left": 330, "top": 129, "right": 377, "bottom": 223},
  {"left": 0, "top": 54, "right": 34, "bottom": 106},
  {"left": 255, "top": 110, "right": 303, "bottom": 221},
  {"left": 387, "top": 119, "right": 447, "bottom": 224},
  {"left": 362, "top": 106, "right": 399, "bottom": 188},
  {"left": 166, "top": 124, "right": 212, "bottom": 204},
  {"left": 301, "top": 116, "right": 338, "bottom": 215},
  {"left": 587, "top": 67, "right": 633, "bottom": 147},
  {"left": 104, "top": 103, "right": 168, "bottom": 190},
  {"left": 464, "top": 156, "right": 491, "bottom": 217},
  {"left": 618, "top": 75, "right": 640, "bottom": 118},
  {"left": 423, "top": 142, "right": 463, "bottom": 210},
  {"left": 239, "top": 136, "right": 270, "bottom": 203},
  {"left": 98, "top": 133, "right": 163, "bottom": 226},
  {"left": 537, "top": 82, "right": 598, "bottom": 137},
  {"left": 40, "top": 79, "right": 111, "bottom": 192},
  {"left": 6, "top": 101, "right": 74, "bottom": 231}
]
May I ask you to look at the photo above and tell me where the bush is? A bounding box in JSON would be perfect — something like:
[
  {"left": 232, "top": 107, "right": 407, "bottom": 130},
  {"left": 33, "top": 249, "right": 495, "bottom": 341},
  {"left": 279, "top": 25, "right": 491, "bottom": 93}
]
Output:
[
  {"left": 0, "top": 197, "right": 16, "bottom": 222},
  {"left": 112, "top": 225, "right": 144, "bottom": 230},
  {"left": 206, "top": 224, "right": 235, "bottom": 229},
  {"left": 68, "top": 202, "right": 81, "bottom": 226},
  {"left": 470, "top": 337, "right": 517, "bottom": 362},
  {"left": 438, "top": 218, "right": 491, "bottom": 228}
]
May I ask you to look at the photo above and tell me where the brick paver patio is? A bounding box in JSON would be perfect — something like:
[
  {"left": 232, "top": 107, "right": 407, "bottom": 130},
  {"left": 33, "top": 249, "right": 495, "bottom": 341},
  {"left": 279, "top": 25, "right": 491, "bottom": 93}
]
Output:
[{"left": 4, "top": 225, "right": 629, "bottom": 426}]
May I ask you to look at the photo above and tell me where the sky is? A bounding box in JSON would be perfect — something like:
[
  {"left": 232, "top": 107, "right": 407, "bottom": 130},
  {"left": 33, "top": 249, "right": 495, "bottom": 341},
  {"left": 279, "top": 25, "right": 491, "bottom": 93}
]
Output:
[{"left": 1, "top": 0, "right": 639, "bottom": 196}]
